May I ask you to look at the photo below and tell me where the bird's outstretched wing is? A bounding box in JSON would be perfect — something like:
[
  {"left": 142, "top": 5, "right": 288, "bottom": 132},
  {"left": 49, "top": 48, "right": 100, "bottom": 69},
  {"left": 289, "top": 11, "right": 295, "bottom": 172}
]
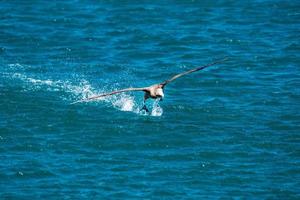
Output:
[
  {"left": 71, "top": 87, "right": 148, "bottom": 104},
  {"left": 160, "top": 57, "right": 228, "bottom": 87}
]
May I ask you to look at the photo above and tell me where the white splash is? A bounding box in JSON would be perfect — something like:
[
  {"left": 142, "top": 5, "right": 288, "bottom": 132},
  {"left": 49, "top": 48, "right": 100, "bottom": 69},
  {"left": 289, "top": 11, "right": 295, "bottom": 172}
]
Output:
[
  {"left": 151, "top": 99, "right": 163, "bottom": 116},
  {"left": 111, "top": 94, "right": 135, "bottom": 112}
]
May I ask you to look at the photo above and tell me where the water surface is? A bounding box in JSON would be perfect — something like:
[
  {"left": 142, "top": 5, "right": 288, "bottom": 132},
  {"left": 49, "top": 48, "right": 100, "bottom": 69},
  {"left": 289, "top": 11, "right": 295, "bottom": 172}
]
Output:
[{"left": 1, "top": 0, "right": 300, "bottom": 199}]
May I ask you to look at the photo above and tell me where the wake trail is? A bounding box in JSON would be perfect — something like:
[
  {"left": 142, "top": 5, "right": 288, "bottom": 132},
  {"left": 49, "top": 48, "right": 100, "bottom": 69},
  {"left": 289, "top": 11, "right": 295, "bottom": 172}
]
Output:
[{"left": 7, "top": 69, "right": 162, "bottom": 116}]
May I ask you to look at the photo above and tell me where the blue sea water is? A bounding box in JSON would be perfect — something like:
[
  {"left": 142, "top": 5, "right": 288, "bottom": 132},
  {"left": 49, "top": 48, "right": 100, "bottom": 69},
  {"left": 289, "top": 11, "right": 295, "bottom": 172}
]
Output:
[{"left": 1, "top": 0, "right": 300, "bottom": 199}]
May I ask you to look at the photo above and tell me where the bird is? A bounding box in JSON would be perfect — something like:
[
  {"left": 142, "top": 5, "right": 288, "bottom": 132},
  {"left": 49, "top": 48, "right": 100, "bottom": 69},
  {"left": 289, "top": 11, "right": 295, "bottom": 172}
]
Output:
[{"left": 71, "top": 57, "right": 228, "bottom": 112}]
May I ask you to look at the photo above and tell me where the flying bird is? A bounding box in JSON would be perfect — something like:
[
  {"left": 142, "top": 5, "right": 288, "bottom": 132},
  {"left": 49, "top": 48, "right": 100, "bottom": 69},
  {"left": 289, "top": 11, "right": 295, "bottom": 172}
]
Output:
[{"left": 71, "top": 58, "right": 228, "bottom": 112}]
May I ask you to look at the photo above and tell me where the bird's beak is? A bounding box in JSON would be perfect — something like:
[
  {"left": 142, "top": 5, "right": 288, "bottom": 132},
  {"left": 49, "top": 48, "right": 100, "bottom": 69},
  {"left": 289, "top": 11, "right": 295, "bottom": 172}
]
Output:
[
  {"left": 160, "top": 93, "right": 164, "bottom": 101},
  {"left": 159, "top": 95, "right": 164, "bottom": 101}
]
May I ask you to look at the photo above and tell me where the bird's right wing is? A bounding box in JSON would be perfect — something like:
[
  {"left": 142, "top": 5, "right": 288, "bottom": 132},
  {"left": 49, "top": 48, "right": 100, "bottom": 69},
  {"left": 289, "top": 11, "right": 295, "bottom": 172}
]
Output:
[{"left": 71, "top": 87, "right": 149, "bottom": 104}]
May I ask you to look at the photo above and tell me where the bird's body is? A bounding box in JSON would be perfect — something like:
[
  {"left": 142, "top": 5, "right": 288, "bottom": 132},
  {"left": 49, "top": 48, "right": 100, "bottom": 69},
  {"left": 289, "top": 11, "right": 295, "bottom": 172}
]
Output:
[
  {"left": 145, "top": 84, "right": 164, "bottom": 99},
  {"left": 71, "top": 58, "right": 228, "bottom": 112}
]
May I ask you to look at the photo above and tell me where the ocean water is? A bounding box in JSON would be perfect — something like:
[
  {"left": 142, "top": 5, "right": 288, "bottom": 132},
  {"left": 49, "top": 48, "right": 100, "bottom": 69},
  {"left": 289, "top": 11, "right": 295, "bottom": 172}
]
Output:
[{"left": 1, "top": 0, "right": 300, "bottom": 199}]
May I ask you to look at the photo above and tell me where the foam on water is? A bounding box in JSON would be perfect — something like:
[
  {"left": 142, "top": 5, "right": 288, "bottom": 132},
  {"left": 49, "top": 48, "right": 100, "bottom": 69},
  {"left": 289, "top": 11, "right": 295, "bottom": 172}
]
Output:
[{"left": 12, "top": 72, "right": 96, "bottom": 100}]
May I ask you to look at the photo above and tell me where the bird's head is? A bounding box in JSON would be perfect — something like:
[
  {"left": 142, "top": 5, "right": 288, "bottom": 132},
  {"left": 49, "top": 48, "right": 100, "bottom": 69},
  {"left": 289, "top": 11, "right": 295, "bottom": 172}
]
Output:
[{"left": 155, "top": 88, "right": 164, "bottom": 99}]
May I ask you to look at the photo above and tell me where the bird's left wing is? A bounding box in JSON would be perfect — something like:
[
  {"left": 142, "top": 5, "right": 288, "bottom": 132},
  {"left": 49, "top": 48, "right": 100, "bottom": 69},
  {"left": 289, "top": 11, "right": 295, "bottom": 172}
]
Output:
[
  {"left": 160, "top": 57, "right": 228, "bottom": 87},
  {"left": 71, "top": 87, "right": 148, "bottom": 104}
]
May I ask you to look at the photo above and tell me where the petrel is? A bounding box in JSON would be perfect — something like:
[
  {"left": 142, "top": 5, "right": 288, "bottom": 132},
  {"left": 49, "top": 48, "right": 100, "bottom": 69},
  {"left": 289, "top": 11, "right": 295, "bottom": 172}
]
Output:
[{"left": 71, "top": 58, "right": 228, "bottom": 112}]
